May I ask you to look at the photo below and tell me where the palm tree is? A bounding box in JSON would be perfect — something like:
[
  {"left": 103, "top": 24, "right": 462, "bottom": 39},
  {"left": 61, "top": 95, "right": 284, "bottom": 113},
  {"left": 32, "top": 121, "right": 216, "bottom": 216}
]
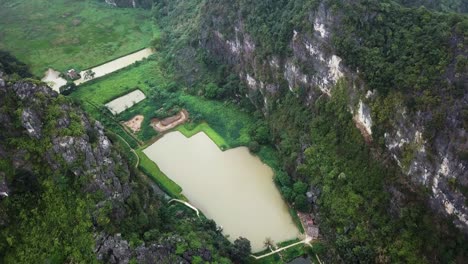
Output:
[{"left": 263, "top": 237, "right": 276, "bottom": 251}]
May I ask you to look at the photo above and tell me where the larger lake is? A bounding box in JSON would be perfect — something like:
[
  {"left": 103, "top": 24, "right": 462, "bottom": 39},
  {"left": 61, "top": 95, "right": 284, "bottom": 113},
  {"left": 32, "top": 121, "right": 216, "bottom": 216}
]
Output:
[{"left": 143, "top": 131, "right": 299, "bottom": 251}]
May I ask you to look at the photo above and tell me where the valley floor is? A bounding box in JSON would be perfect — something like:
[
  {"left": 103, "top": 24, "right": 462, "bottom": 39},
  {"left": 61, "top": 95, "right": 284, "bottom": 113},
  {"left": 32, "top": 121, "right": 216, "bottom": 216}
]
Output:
[{"left": 68, "top": 50, "right": 317, "bottom": 262}]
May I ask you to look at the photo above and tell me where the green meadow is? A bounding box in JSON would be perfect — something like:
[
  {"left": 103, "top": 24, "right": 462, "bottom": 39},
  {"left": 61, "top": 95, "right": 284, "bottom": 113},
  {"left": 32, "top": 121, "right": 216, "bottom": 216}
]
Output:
[
  {"left": 0, "top": 0, "right": 155, "bottom": 76},
  {"left": 71, "top": 58, "right": 256, "bottom": 147}
]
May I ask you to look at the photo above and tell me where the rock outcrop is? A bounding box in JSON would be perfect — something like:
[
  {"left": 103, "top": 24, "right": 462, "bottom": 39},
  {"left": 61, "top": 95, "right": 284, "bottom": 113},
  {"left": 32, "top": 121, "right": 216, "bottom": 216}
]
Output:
[
  {"left": 197, "top": 1, "right": 468, "bottom": 231},
  {"left": 0, "top": 72, "right": 184, "bottom": 262}
]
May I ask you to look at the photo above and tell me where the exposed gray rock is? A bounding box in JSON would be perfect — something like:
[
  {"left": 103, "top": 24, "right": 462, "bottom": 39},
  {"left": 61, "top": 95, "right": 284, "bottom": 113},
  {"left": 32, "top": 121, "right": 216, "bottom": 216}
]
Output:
[
  {"left": 200, "top": 0, "right": 468, "bottom": 232},
  {"left": 21, "top": 108, "right": 42, "bottom": 139},
  {"left": 12, "top": 81, "right": 57, "bottom": 100},
  {"left": 136, "top": 243, "right": 187, "bottom": 264},
  {"left": 96, "top": 234, "right": 131, "bottom": 264},
  {"left": 1, "top": 79, "right": 145, "bottom": 261}
]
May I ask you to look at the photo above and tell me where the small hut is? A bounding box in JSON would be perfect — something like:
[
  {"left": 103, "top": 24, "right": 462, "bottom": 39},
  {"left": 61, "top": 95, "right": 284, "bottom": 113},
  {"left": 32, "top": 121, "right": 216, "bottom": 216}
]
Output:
[{"left": 67, "top": 69, "right": 80, "bottom": 80}]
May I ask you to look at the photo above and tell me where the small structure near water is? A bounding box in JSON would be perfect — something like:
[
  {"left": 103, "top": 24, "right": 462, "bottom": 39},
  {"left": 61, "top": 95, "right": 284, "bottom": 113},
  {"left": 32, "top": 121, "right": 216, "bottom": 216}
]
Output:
[{"left": 298, "top": 212, "right": 319, "bottom": 240}]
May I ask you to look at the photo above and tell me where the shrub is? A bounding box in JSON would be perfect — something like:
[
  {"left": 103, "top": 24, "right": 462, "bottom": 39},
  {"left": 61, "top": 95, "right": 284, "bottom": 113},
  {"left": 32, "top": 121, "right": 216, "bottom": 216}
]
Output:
[{"left": 248, "top": 141, "right": 260, "bottom": 153}]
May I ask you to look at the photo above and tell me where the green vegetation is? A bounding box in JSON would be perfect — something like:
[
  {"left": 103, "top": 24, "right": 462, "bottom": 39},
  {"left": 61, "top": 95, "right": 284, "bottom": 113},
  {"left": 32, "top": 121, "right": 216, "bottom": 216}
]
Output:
[
  {"left": 297, "top": 82, "right": 468, "bottom": 262},
  {"left": 2, "top": 180, "right": 96, "bottom": 263},
  {"left": 0, "top": 0, "right": 155, "bottom": 76},
  {"left": 332, "top": 0, "right": 465, "bottom": 96},
  {"left": 0, "top": 68, "right": 241, "bottom": 263},
  {"left": 136, "top": 149, "right": 183, "bottom": 198},
  {"left": 179, "top": 94, "right": 253, "bottom": 147},
  {"left": 249, "top": 239, "right": 310, "bottom": 264},
  {"left": 396, "top": 0, "right": 468, "bottom": 12},
  {"left": 177, "top": 122, "right": 228, "bottom": 150},
  {"left": 0, "top": 51, "right": 33, "bottom": 79},
  {"left": 230, "top": 237, "right": 252, "bottom": 263},
  {"left": 4, "top": 0, "right": 465, "bottom": 262},
  {"left": 154, "top": 0, "right": 468, "bottom": 261}
]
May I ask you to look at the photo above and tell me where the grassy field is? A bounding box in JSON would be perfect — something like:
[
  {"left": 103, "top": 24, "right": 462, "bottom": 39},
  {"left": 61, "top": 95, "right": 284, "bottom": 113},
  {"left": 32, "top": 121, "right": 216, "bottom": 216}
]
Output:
[
  {"left": 177, "top": 122, "right": 229, "bottom": 150},
  {"left": 179, "top": 94, "right": 253, "bottom": 147},
  {"left": 68, "top": 54, "right": 308, "bottom": 262},
  {"left": 0, "top": 0, "right": 155, "bottom": 76},
  {"left": 70, "top": 56, "right": 287, "bottom": 186},
  {"left": 71, "top": 57, "right": 256, "bottom": 144}
]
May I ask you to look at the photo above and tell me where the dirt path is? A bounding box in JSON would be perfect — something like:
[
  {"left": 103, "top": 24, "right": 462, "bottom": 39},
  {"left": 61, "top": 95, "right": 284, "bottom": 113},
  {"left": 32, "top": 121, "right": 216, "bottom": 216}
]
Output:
[
  {"left": 113, "top": 132, "right": 140, "bottom": 168},
  {"left": 250, "top": 239, "right": 311, "bottom": 260},
  {"left": 169, "top": 199, "right": 200, "bottom": 218}
]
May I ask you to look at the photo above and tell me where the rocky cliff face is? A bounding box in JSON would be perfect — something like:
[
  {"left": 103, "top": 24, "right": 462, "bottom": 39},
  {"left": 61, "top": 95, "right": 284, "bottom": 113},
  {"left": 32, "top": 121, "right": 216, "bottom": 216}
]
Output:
[
  {"left": 0, "top": 72, "right": 186, "bottom": 263},
  {"left": 199, "top": 1, "right": 468, "bottom": 231}
]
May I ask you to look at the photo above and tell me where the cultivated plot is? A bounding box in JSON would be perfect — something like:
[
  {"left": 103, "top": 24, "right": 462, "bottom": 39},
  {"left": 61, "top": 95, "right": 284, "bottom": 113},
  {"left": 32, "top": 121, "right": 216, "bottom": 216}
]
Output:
[{"left": 105, "top": 89, "right": 146, "bottom": 115}]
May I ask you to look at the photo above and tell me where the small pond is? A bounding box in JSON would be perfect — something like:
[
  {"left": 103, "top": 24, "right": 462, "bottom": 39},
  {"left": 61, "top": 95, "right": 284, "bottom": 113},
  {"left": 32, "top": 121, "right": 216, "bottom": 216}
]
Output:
[{"left": 143, "top": 131, "right": 299, "bottom": 252}]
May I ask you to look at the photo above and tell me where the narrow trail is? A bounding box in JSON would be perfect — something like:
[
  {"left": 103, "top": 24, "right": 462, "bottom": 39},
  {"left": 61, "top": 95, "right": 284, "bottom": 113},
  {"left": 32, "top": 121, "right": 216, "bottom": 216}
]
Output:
[
  {"left": 251, "top": 236, "right": 314, "bottom": 260},
  {"left": 84, "top": 100, "right": 142, "bottom": 146},
  {"left": 169, "top": 199, "right": 200, "bottom": 218},
  {"left": 82, "top": 100, "right": 141, "bottom": 168},
  {"left": 113, "top": 132, "right": 140, "bottom": 168}
]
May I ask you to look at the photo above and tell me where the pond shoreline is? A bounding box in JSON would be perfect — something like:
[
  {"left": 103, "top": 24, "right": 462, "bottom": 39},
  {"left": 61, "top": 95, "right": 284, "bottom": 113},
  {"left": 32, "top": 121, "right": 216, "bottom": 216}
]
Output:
[{"left": 143, "top": 131, "right": 299, "bottom": 252}]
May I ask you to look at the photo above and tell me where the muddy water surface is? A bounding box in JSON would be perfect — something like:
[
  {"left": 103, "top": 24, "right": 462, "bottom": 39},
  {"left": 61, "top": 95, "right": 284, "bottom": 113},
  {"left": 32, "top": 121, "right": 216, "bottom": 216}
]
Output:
[{"left": 143, "top": 131, "right": 299, "bottom": 251}]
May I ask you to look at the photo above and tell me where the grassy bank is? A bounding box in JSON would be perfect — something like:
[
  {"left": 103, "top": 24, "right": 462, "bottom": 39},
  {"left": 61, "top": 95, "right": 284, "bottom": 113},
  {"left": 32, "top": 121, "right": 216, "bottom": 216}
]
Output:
[
  {"left": 250, "top": 239, "right": 309, "bottom": 264},
  {"left": 177, "top": 122, "right": 228, "bottom": 150},
  {"left": 71, "top": 58, "right": 256, "bottom": 145},
  {"left": 70, "top": 59, "right": 305, "bottom": 261},
  {"left": 0, "top": 0, "right": 155, "bottom": 76},
  {"left": 70, "top": 54, "right": 298, "bottom": 202},
  {"left": 136, "top": 149, "right": 184, "bottom": 199}
]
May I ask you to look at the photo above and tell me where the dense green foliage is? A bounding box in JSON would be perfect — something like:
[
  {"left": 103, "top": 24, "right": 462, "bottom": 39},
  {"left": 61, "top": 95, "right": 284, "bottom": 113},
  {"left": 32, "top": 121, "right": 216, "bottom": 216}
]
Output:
[
  {"left": 154, "top": 0, "right": 468, "bottom": 262},
  {"left": 0, "top": 85, "right": 97, "bottom": 262},
  {"left": 1, "top": 0, "right": 466, "bottom": 262},
  {"left": 396, "top": 0, "right": 468, "bottom": 13},
  {"left": 230, "top": 237, "right": 252, "bottom": 263},
  {"left": 0, "top": 64, "right": 240, "bottom": 263},
  {"left": 332, "top": 0, "right": 466, "bottom": 96},
  {"left": 2, "top": 181, "right": 97, "bottom": 263},
  {"left": 0, "top": 51, "right": 32, "bottom": 79},
  {"left": 296, "top": 83, "right": 468, "bottom": 262}
]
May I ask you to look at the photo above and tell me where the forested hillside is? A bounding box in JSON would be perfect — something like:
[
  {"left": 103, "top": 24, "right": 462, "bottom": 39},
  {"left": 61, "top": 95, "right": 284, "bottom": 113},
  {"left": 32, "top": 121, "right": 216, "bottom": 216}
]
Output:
[
  {"left": 0, "top": 58, "right": 244, "bottom": 263},
  {"left": 153, "top": 0, "right": 468, "bottom": 262},
  {"left": 396, "top": 0, "right": 468, "bottom": 13},
  {"left": 0, "top": 0, "right": 466, "bottom": 263}
]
